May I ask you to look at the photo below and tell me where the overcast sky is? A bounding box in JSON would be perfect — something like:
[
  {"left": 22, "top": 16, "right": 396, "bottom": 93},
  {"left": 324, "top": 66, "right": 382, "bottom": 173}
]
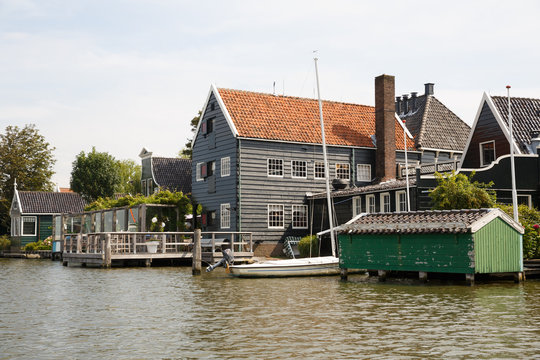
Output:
[{"left": 1, "top": 0, "right": 539, "bottom": 187}]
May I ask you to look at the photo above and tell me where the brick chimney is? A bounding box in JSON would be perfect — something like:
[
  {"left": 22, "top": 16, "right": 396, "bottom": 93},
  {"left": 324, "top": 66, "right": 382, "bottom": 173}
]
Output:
[{"left": 375, "top": 74, "right": 396, "bottom": 182}]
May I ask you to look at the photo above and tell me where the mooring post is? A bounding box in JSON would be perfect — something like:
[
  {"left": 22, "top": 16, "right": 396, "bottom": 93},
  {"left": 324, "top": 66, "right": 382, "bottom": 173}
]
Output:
[
  {"left": 465, "top": 273, "right": 475, "bottom": 286},
  {"left": 192, "top": 229, "right": 202, "bottom": 275},
  {"left": 514, "top": 272, "right": 525, "bottom": 283},
  {"left": 378, "top": 270, "right": 387, "bottom": 282},
  {"left": 340, "top": 268, "right": 348, "bottom": 281},
  {"left": 161, "top": 234, "right": 166, "bottom": 254},
  {"left": 419, "top": 271, "right": 428, "bottom": 283},
  {"left": 104, "top": 234, "right": 112, "bottom": 268},
  {"left": 76, "top": 234, "right": 81, "bottom": 254}
]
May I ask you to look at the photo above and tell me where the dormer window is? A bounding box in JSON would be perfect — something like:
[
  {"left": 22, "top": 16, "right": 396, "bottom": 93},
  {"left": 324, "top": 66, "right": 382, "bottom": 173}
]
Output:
[{"left": 480, "top": 141, "right": 495, "bottom": 167}]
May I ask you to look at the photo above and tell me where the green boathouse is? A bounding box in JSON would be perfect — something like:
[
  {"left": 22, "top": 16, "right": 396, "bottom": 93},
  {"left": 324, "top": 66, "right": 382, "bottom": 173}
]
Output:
[{"left": 337, "top": 208, "right": 524, "bottom": 283}]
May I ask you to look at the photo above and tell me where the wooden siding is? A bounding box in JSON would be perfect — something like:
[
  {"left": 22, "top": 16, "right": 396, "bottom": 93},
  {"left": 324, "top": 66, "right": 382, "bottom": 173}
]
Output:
[
  {"left": 474, "top": 217, "right": 522, "bottom": 273},
  {"left": 38, "top": 215, "right": 53, "bottom": 241},
  {"left": 141, "top": 157, "right": 152, "bottom": 180},
  {"left": 462, "top": 102, "right": 510, "bottom": 168},
  {"left": 339, "top": 232, "right": 475, "bottom": 274},
  {"left": 238, "top": 139, "right": 376, "bottom": 242},
  {"left": 192, "top": 93, "right": 238, "bottom": 232}
]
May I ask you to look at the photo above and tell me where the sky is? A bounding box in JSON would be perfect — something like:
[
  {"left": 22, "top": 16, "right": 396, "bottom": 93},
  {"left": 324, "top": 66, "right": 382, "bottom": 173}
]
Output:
[{"left": 1, "top": 0, "right": 539, "bottom": 187}]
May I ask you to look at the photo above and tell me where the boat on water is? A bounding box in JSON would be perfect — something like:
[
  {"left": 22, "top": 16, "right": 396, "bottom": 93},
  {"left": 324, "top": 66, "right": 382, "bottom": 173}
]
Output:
[{"left": 227, "top": 256, "right": 339, "bottom": 278}]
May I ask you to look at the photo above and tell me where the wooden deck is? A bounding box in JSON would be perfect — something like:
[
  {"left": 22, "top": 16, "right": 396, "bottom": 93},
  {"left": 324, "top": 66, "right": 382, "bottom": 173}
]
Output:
[{"left": 61, "top": 231, "right": 253, "bottom": 267}]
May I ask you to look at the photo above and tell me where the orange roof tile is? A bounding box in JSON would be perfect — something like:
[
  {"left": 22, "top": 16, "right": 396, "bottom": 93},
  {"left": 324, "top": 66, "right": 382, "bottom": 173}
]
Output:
[{"left": 217, "top": 88, "right": 414, "bottom": 150}]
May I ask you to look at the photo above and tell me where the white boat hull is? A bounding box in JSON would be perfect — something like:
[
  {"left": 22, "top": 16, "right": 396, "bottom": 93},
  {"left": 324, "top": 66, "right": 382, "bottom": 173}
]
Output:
[{"left": 228, "top": 256, "right": 340, "bottom": 277}]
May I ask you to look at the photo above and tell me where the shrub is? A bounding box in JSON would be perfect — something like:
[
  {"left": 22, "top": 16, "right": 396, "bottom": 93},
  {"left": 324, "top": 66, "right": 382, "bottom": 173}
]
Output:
[
  {"left": 298, "top": 235, "right": 319, "bottom": 258},
  {"left": 498, "top": 204, "right": 540, "bottom": 259},
  {"left": 24, "top": 240, "right": 52, "bottom": 252},
  {"left": 0, "top": 235, "right": 10, "bottom": 250}
]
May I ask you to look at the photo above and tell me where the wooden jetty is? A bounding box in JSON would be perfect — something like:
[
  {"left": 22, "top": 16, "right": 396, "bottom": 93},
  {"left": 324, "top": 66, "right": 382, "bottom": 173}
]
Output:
[{"left": 61, "top": 231, "right": 253, "bottom": 267}]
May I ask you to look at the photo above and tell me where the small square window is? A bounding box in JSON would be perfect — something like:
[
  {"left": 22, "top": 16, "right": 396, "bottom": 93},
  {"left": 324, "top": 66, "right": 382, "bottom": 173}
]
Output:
[
  {"left": 366, "top": 195, "right": 376, "bottom": 213},
  {"left": 480, "top": 141, "right": 495, "bottom": 167},
  {"left": 352, "top": 196, "right": 362, "bottom": 216},
  {"left": 396, "top": 191, "right": 407, "bottom": 212},
  {"left": 196, "top": 163, "right": 204, "bottom": 181},
  {"left": 292, "top": 205, "right": 308, "bottom": 229},
  {"left": 314, "top": 161, "right": 326, "bottom": 179},
  {"left": 22, "top": 216, "right": 36, "bottom": 236},
  {"left": 380, "top": 193, "right": 391, "bottom": 213},
  {"left": 221, "top": 157, "right": 230, "bottom": 177},
  {"left": 267, "top": 159, "right": 283, "bottom": 177},
  {"left": 268, "top": 204, "right": 284, "bottom": 228},
  {"left": 335, "top": 163, "right": 350, "bottom": 180},
  {"left": 220, "top": 204, "right": 230, "bottom": 229},
  {"left": 356, "top": 164, "right": 371, "bottom": 182}
]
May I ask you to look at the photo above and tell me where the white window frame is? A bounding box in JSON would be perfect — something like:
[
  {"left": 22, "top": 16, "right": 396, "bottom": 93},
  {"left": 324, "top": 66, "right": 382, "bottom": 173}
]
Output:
[
  {"left": 314, "top": 161, "right": 325, "bottom": 179},
  {"left": 366, "top": 195, "right": 376, "bottom": 214},
  {"left": 21, "top": 216, "right": 37, "bottom": 236},
  {"left": 352, "top": 196, "right": 362, "bottom": 216},
  {"left": 380, "top": 193, "right": 391, "bottom": 213},
  {"left": 517, "top": 195, "right": 532, "bottom": 209},
  {"left": 396, "top": 190, "right": 407, "bottom": 213},
  {"left": 267, "top": 158, "right": 284, "bottom": 177},
  {"left": 267, "top": 204, "right": 284, "bottom": 229},
  {"left": 356, "top": 164, "right": 371, "bottom": 182},
  {"left": 292, "top": 205, "right": 308, "bottom": 229},
  {"left": 479, "top": 140, "right": 496, "bottom": 167},
  {"left": 291, "top": 160, "right": 307, "bottom": 179},
  {"left": 11, "top": 216, "right": 20, "bottom": 236},
  {"left": 196, "top": 162, "right": 203, "bottom": 181},
  {"left": 221, "top": 157, "right": 231, "bottom": 177},
  {"left": 335, "top": 163, "right": 350, "bottom": 180},
  {"left": 220, "top": 203, "right": 230, "bottom": 229}
]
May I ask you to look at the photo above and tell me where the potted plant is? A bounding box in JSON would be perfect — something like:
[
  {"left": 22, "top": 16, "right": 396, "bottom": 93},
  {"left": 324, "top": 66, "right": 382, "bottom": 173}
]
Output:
[{"left": 146, "top": 216, "right": 165, "bottom": 253}]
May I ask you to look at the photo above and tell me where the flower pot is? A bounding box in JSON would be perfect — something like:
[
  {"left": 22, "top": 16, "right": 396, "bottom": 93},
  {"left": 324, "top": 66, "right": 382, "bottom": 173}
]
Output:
[{"left": 146, "top": 241, "right": 159, "bottom": 254}]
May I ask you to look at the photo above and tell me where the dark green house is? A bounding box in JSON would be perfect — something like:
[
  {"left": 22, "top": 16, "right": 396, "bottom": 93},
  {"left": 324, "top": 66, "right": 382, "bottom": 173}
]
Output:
[
  {"left": 337, "top": 208, "right": 524, "bottom": 282},
  {"left": 10, "top": 185, "right": 85, "bottom": 247}
]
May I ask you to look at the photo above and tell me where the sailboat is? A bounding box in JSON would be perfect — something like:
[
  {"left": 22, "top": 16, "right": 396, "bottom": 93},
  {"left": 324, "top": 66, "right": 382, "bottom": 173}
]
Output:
[{"left": 226, "top": 56, "right": 340, "bottom": 277}]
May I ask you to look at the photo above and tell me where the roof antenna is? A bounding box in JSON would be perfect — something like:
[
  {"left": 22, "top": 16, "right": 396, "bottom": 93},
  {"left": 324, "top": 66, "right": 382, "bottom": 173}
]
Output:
[{"left": 273, "top": 81, "right": 276, "bottom": 96}]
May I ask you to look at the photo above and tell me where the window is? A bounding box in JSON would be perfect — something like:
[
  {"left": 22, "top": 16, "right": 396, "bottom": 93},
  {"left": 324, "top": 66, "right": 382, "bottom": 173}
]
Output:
[
  {"left": 291, "top": 160, "right": 307, "bottom": 178},
  {"left": 268, "top": 204, "right": 284, "bottom": 228},
  {"left": 314, "top": 161, "right": 326, "bottom": 179},
  {"left": 141, "top": 179, "right": 147, "bottom": 195},
  {"left": 366, "top": 195, "right": 376, "bottom": 213},
  {"left": 380, "top": 193, "right": 391, "bottom": 213},
  {"left": 356, "top": 164, "right": 371, "bottom": 182},
  {"left": 292, "top": 205, "right": 308, "bottom": 229},
  {"left": 335, "top": 163, "right": 350, "bottom": 180},
  {"left": 518, "top": 195, "right": 532, "bottom": 209},
  {"left": 147, "top": 179, "right": 154, "bottom": 195},
  {"left": 11, "top": 216, "right": 20, "bottom": 236},
  {"left": 396, "top": 191, "right": 407, "bottom": 212},
  {"left": 196, "top": 163, "right": 203, "bottom": 181},
  {"left": 221, "top": 157, "right": 230, "bottom": 177},
  {"left": 267, "top": 158, "right": 283, "bottom": 177},
  {"left": 207, "top": 161, "right": 215, "bottom": 177},
  {"left": 220, "top": 204, "right": 230, "bottom": 229},
  {"left": 480, "top": 141, "right": 495, "bottom": 167},
  {"left": 207, "top": 118, "right": 214, "bottom": 133},
  {"left": 352, "top": 196, "right": 362, "bottom": 216},
  {"left": 21, "top": 216, "right": 36, "bottom": 236}
]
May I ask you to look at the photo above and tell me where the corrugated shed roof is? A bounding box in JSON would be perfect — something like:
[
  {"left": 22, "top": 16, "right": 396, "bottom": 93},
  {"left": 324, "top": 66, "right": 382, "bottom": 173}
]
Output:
[
  {"left": 336, "top": 209, "right": 491, "bottom": 234},
  {"left": 491, "top": 96, "right": 540, "bottom": 152},
  {"left": 218, "top": 88, "right": 415, "bottom": 150},
  {"left": 400, "top": 95, "right": 470, "bottom": 151},
  {"left": 18, "top": 191, "right": 85, "bottom": 214},
  {"left": 152, "top": 157, "right": 192, "bottom": 194}
]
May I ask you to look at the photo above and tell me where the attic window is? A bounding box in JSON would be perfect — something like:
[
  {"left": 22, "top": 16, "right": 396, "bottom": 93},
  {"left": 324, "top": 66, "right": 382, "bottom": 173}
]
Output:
[{"left": 480, "top": 141, "right": 495, "bottom": 167}]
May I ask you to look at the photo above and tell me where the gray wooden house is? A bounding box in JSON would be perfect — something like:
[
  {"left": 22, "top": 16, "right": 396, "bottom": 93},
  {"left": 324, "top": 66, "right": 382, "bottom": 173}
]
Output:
[
  {"left": 192, "top": 75, "right": 417, "bottom": 256},
  {"left": 10, "top": 184, "right": 85, "bottom": 247},
  {"left": 139, "top": 148, "right": 191, "bottom": 196}
]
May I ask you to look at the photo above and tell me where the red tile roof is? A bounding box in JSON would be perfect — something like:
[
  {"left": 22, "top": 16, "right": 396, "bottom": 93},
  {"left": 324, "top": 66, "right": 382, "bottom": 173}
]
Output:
[{"left": 218, "top": 88, "right": 414, "bottom": 150}]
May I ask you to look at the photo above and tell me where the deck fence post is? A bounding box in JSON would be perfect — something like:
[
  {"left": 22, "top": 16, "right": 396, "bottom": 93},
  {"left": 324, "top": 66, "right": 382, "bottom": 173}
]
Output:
[
  {"left": 105, "top": 234, "right": 112, "bottom": 268},
  {"left": 193, "top": 229, "right": 202, "bottom": 275},
  {"left": 76, "top": 234, "right": 81, "bottom": 254},
  {"left": 231, "top": 233, "right": 235, "bottom": 254},
  {"left": 250, "top": 233, "right": 253, "bottom": 253},
  {"left": 132, "top": 234, "right": 137, "bottom": 254},
  {"left": 211, "top": 233, "right": 215, "bottom": 256},
  {"left": 161, "top": 234, "right": 166, "bottom": 254}
]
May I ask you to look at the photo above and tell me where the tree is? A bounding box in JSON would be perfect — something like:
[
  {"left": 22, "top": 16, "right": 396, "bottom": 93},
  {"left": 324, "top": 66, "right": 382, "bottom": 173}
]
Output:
[
  {"left": 498, "top": 204, "right": 540, "bottom": 259},
  {"left": 179, "top": 110, "right": 201, "bottom": 159},
  {"left": 115, "top": 159, "right": 142, "bottom": 195},
  {"left": 70, "top": 147, "right": 120, "bottom": 202},
  {"left": 429, "top": 171, "right": 496, "bottom": 210},
  {"left": 0, "top": 124, "right": 55, "bottom": 233}
]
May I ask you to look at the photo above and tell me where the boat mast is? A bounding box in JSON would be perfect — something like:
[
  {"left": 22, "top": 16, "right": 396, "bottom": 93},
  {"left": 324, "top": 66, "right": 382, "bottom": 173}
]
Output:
[{"left": 314, "top": 55, "right": 336, "bottom": 257}]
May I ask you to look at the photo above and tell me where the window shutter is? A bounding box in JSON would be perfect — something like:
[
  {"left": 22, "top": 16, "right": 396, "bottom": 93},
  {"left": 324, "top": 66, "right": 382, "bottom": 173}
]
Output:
[
  {"left": 201, "top": 120, "right": 207, "bottom": 135},
  {"left": 201, "top": 163, "right": 207, "bottom": 178},
  {"left": 201, "top": 213, "right": 207, "bottom": 226}
]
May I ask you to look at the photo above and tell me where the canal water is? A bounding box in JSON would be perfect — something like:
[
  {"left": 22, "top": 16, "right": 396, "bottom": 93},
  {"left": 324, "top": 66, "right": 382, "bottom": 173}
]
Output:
[{"left": 1, "top": 259, "right": 539, "bottom": 359}]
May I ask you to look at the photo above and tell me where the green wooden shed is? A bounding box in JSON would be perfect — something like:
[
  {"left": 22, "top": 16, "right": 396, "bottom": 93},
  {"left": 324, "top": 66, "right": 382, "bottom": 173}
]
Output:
[{"left": 337, "top": 208, "right": 524, "bottom": 283}]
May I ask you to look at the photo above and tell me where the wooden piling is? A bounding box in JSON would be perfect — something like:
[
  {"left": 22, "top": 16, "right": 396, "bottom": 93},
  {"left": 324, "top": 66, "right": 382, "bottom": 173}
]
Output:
[
  {"left": 465, "top": 273, "right": 474, "bottom": 285},
  {"left": 104, "top": 234, "right": 112, "bottom": 268},
  {"left": 378, "top": 270, "right": 387, "bottom": 282},
  {"left": 340, "top": 268, "right": 348, "bottom": 281},
  {"left": 192, "top": 229, "right": 202, "bottom": 275},
  {"left": 419, "top": 271, "right": 428, "bottom": 283}
]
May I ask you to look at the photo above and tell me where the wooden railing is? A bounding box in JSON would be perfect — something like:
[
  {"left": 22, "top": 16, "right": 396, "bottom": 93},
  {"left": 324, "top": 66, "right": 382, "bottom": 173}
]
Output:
[
  {"left": 63, "top": 231, "right": 253, "bottom": 257},
  {"left": 398, "top": 159, "right": 459, "bottom": 178}
]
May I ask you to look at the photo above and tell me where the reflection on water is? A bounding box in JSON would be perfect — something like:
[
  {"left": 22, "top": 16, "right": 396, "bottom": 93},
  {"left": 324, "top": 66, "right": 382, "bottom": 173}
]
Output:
[{"left": 1, "top": 259, "right": 539, "bottom": 359}]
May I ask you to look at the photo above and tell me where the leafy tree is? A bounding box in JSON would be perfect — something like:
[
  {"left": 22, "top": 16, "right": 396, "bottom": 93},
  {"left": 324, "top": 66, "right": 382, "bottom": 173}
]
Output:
[
  {"left": 115, "top": 159, "right": 141, "bottom": 195},
  {"left": 70, "top": 147, "right": 120, "bottom": 202},
  {"left": 0, "top": 124, "right": 55, "bottom": 233},
  {"left": 498, "top": 203, "right": 540, "bottom": 259},
  {"left": 429, "top": 171, "right": 496, "bottom": 210},
  {"left": 179, "top": 110, "right": 201, "bottom": 159}
]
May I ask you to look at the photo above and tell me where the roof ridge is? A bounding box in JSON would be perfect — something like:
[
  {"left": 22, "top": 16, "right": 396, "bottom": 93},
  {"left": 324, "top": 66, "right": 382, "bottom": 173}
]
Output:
[
  {"left": 217, "top": 87, "right": 374, "bottom": 109},
  {"left": 491, "top": 95, "right": 540, "bottom": 101}
]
